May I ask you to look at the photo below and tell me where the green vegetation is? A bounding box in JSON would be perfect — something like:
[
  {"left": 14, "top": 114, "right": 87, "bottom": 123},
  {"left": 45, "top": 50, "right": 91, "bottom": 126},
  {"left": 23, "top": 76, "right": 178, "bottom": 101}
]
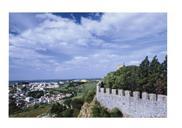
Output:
[
  {"left": 48, "top": 81, "right": 97, "bottom": 117},
  {"left": 47, "top": 84, "right": 76, "bottom": 96},
  {"left": 92, "top": 101, "right": 123, "bottom": 117},
  {"left": 69, "top": 98, "right": 84, "bottom": 109},
  {"left": 50, "top": 102, "right": 67, "bottom": 117},
  {"left": 50, "top": 98, "right": 84, "bottom": 117},
  {"left": 103, "top": 55, "right": 167, "bottom": 95},
  {"left": 11, "top": 104, "right": 51, "bottom": 117},
  {"left": 77, "top": 81, "right": 97, "bottom": 96},
  {"left": 81, "top": 82, "right": 96, "bottom": 103},
  {"left": 84, "top": 90, "right": 96, "bottom": 103},
  {"left": 47, "top": 81, "right": 97, "bottom": 97},
  {"left": 9, "top": 98, "right": 22, "bottom": 115},
  {"left": 110, "top": 108, "right": 123, "bottom": 117}
]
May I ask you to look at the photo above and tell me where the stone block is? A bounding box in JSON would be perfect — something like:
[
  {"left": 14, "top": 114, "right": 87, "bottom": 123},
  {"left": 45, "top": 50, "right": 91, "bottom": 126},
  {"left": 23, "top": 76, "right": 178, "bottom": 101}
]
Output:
[
  {"left": 142, "top": 92, "right": 149, "bottom": 100},
  {"left": 118, "top": 89, "right": 124, "bottom": 96},
  {"left": 112, "top": 89, "right": 116, "bottom": 95},
  {"left": 149, "top": 93, "right": 157, "bottom": 101},
  {"left": 133, "top": 91, "right": 140, "bottom": 100},
  {"left": 125, "top": 90, "right": 131, "bottom": 97}
]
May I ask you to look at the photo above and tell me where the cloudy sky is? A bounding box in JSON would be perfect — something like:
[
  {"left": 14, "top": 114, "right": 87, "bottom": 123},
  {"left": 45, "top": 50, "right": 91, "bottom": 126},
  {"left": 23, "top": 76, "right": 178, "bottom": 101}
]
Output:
[{"left": 9, "top": 13, "right": 167, "bottom": 80}]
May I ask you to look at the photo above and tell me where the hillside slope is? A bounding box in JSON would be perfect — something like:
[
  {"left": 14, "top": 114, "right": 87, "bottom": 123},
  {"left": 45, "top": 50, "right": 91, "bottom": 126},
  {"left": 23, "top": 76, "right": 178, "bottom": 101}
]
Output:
[{"left": 78, "top": 97, "right": 96, "bottom": 117}]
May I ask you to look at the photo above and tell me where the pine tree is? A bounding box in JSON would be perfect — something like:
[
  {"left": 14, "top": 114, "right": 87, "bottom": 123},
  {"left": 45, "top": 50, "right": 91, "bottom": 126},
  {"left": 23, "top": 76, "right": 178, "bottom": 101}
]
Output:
[
  {"left": 161, "top": 55, "right": 167, "bottom": 75},
  {"left": 103, "top": 55, "right": 167, "bottom": 95},
  {"left": 139, "top": 56, "right": 150, "bottom": 78},
  {"left": 148, "top": 56, "right": 162, "bottom": 93},
  {"left": 138, "top": 56, "right": 150, "bottom": 92},
  {"left": 149, "top": 55, "right": 161, "bottom": 74},
  {"left": 155, "top": 55, "right": 167, "bottom": 94}
]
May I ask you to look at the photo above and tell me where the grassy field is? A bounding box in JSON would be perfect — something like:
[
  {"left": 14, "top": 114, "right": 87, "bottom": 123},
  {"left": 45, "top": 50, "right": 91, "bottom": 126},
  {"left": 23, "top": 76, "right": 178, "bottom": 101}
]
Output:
[
  {"left": 74, "top": 81, "right": 97, "bottom": 98},
  {"left": 47, "top": 81, "right": 97, "bottom": 98},
  {"left": 10, "top": 104, "right": 51, "bottom": 117}
]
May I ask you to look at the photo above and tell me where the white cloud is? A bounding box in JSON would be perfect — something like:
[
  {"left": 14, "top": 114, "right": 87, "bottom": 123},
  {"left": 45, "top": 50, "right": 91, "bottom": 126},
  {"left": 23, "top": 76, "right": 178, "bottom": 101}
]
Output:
[
  {"left": 82, "top": 13, "right": 166, "bottom": 42},
  {"left": 9, "top": 13, "right": 167, "bottom": 80}
]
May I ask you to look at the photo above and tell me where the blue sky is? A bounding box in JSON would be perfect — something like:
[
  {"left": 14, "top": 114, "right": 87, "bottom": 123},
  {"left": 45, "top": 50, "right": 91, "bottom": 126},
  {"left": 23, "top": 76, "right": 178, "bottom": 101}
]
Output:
[{"left": 9, "top": 13, "right": 167, "bottom": 80}]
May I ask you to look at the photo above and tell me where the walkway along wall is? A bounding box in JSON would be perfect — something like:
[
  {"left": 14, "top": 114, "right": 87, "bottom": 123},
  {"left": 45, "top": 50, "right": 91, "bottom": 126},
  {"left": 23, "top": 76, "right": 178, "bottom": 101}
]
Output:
[{"left": 96, "top": 85, "right": 167, "bottom": 117}]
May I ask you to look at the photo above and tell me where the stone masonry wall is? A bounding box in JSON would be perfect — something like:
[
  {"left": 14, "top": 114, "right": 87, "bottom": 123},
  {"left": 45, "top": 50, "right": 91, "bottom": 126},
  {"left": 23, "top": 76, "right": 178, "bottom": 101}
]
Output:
[{"left": 96, "top": 85, "right": 167, "bottom": 117}]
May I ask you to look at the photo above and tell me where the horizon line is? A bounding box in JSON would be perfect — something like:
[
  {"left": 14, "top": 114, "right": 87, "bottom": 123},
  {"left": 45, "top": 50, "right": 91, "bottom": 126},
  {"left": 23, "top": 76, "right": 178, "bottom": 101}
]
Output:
[{"left": 9, "top": 77, "right": 102, "bottom": 82}]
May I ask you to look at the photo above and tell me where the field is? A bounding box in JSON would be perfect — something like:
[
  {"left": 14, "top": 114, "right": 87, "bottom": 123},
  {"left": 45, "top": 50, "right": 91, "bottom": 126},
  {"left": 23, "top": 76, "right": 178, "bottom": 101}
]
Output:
[{"left": 11, "top": 104, "right": 51, "bottom": 117}]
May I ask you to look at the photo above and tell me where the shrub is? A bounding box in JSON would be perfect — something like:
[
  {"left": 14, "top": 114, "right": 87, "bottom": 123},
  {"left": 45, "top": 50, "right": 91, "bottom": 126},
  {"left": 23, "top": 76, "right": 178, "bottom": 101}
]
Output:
[
  {"left": 72, "top": 109, "right": 80, "bottom": 117},
  {"left": 100, "top": 108, "right": 110, "bottom": 117},
  {"left": 71, "top": 98, "right": 84, "bottom": 109},
  {"left": 92, "top": 101, "right": 123, "bottom": 117},
  {"left": 33, "top": 104, "right": 39, "bottom": 109},
  {"left": 103, "top": 55, "right": 167, "bottom": 95},
  {"left": 110, "top": 108, "right": 123, "bottom": 117},
  {"left": 9, "top": 99, "right": 21, "bottom": 115},
  {"left": 63, "top": 99, "right": 72, "bottom": 108},
  {"left": 92, "top": 104, "right": 101, "bottom": 117},
  {"left": 50, "top": 102, "right": 66, "bottom": 116},
  {"left": 92, "top": 101, "right": 110, "bottom": 117},
  {"left": 84, "top": 90, "right": 95, "bottom": 103},
  {"left": 61, "top": 108, "right": 73, "bottom": 117}
]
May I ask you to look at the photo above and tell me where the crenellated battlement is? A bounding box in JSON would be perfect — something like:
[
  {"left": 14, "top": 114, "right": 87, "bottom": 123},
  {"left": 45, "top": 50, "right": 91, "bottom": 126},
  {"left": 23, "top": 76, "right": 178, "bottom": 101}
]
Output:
[
  {"left": 97, "top": 85, "right": 167, "bottom": 102},
  {"left": 96, "top": 85, "right": 167, "bottom": 117}
]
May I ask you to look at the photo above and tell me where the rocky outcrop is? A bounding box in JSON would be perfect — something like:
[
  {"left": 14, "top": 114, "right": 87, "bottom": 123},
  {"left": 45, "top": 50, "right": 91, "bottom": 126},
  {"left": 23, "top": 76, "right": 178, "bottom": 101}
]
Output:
[{"left": 78, "top": 97, "right": 96, "bottom": 117}]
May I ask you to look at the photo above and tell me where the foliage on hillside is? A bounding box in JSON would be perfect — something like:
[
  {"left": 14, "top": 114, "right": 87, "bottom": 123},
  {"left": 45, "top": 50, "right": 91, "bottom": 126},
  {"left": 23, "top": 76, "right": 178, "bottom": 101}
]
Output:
[
  {"left": 49, "top": 81, "right": 97, "bottom": 117},
  {"left": 82, "top": 83, "right": 96, "bottom": 103},
  {"left": 78, "top": 97, "right": 123, "bottom": 117},
  {"left": 103, "top": 55, "right": 167, "bottom": 95},
  {"left": 49, "top": 97, "right": 84, "bottom": 117},
  {"left": 92, "top": 101, "right": 123, "bottom": 117},
  {"left": 10, "top": 104, "right": 51, "bottom": 117}
]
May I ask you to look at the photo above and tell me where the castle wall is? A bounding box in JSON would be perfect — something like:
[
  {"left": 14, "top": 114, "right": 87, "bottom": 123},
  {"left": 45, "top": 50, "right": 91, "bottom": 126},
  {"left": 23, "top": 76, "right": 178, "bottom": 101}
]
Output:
[{"left": 96, "top": 85, "right": 167, "bottom": 118}]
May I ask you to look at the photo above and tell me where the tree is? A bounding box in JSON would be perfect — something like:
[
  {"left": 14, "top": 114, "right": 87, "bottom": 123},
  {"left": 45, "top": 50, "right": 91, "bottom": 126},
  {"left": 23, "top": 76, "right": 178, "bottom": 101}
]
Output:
[
  {"left": 100, "top": 108, "right": 110, "bottom": 117},
  {"left": 102, "top": 55, "right": 167, "bottom": 95},
  {"left": 84, "top": 90, "right": 96, "bottom": 103},
  {"left": 162, "top": 55, "right": 167, "bottom": 94},
  {"left": 103, "top": 72, "right": 116, "bottom": 88},
  {"left": 145, "top": 56, "right": 162, "bottom": 93},
  {"left": 71, "top": 98, "right": 84, "bottom": 109},
  {"left": 149, "top": 56, "right": 161, "bottom": 75},
  {"left": 123, "top": 66, "right": 139, "bottom": 91},
  {"left": 161, "top": 55, "right": 167, "bottom": 73},
  {"left": 92, "top": 101, "right": 110, "bottom": 117},
  {"left": 113, "top": 76, "right": 123, "bottom": 89},
  {"left": 137, "top": 56, "right": 150, "bottom": 91},
  {"left": 92, "top": 103, "right": 101, "bottom": 117},
  {"left": 155, "top": 55, "right": 167, "bottom": 94},
  {"left": 61, "top": 108, "right": 73, "bottom": 117},
  {"left": 72, "top": 109, "right": 80, "bottom": 117},
  {"left": 104, "top": 66, "right": 139, "bottom": 90},
  {"left": 139, "top": 56, "right": 150, "bottom": 78},
  {"left": 50, "top": 102, "right": 66, "bottom": 116},
  {"left": 63, "top": 99, "right": 72, "bottom": 108},
  {"left": 92, "top": 102, "right": 123, "bottom": 117},
  {"left": 9, "top": 97, "right": 21, "bottom": 115}
]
